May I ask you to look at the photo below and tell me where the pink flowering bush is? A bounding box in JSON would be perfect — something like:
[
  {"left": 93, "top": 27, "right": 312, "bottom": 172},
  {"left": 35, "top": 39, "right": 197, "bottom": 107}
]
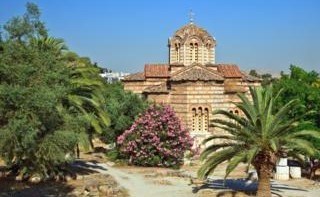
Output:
[{"left": 117, "top": 104, "right": 193, "bottom": 167}]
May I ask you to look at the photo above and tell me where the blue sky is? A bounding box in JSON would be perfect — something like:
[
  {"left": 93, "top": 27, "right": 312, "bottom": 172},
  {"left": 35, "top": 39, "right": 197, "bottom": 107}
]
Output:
[{"left": 1, "top": 0, "right": 319, "bottom": 74}]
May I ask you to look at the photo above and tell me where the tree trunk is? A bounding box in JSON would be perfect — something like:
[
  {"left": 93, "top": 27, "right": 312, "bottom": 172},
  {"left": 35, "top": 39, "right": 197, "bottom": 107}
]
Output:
[
  {"left": 254, "top": 151, "right": 275, "bottom": 197},
  {"left": 309, "top": 159, "right": 319, "bottom": 180},
  {"left": 256, "top": 164, "right": 272, "bottom": 197},
  {"left": 76, "top": 144, "right": 80, "bottom": 158},
  {"left": 89, "top": 132, "right": 95, "bottom": 149}
]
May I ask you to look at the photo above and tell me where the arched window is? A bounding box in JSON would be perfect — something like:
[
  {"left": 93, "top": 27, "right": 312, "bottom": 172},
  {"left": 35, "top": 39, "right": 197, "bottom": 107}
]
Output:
[
  {"left": 189, "top": 42, "right": 199, "bottom": 63},
  {"left": 198, "top": 107, "right": 202, "bottom": 132},
  {"left": 195, "top": 43, "right": 199, "bottom": 62},
  {"left": 191, "top": 107, "right": 209, "bottom": 133},
  {"left": 205, "top": 43, "right": 211, "bottom": 63},
  {"left": 229, "top": 109, "right": 240, "bottom": 124},
  {"left": 189, "top": 43, "right": 194, "bottom": 62},
  {"left": 192, "top": 108, "right": 197, "bottom": 132},
  {"left": 175, "top": 43, "right": 180, "bottom": 62},
  {"left": 204, "top": 108, "right": 209, "bottom": 132}
]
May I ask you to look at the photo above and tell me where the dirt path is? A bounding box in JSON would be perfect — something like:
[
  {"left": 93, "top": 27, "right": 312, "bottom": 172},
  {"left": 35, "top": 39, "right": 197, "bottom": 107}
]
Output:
[
  {"left": 75, "top": 161, "right": 320, "bottom": 197},
  {"left": 77, "top": 161, "right": 196, "bottom": 197}
]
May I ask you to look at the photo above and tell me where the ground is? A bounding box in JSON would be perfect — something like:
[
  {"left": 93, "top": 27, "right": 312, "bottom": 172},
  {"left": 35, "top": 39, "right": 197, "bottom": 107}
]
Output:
[{"left": 1, "top": 145, "right": 320, "bottom": 197}]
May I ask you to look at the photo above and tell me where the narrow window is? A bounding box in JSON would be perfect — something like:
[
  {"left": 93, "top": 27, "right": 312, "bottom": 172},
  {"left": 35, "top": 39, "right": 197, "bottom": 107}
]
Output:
[
  {"left": 195, "top": 43, "right": 199, "bottom": 62},
  {"left": 189, "top": 43, "right": 194, "bottom": 62},
  {"left": 192, "top": 108, "right": 196, "bottom": 132},
  {"left": 175, "top": 43, "right": 180, "bottom": 62},
  {"left": 205, "top": 43, "right": 211, "bottom": 63},
  {"left": 204, "top": 108, "right": 209, "bottom": 132},
  {"left": 198, "top": 107, "right": 203, "bottom": 132}
]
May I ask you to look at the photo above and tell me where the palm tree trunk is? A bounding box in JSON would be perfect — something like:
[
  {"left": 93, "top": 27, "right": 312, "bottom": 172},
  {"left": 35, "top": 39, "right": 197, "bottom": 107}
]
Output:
[
  {"left": 256, "top": 163, "right": 272, "bottom": 197},
  {"left": 76, "top": 144, "right": 80, "bottom": 158}
]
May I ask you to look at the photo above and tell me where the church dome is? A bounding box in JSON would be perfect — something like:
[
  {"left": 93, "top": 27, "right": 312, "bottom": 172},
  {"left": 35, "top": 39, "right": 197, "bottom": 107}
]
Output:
[
  {"left": 170, "top": 23, "right": 216, "bottom": 46},
  {"left": 168, "top": 22, "right": 217, "bottom": 66}
]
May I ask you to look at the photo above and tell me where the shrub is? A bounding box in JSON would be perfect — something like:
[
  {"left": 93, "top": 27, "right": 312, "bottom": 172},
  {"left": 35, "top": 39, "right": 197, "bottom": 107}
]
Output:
[
  {"left": 102, "top": 82, "right": 148, "bottom": 143},
  {"left": 117, "top": 104, "right": 193, "bottom": 168}
]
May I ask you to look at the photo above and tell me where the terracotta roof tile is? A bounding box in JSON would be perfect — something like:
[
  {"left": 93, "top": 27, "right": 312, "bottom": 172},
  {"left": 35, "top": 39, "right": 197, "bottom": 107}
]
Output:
[
  {"left": 144, "top": 64, "right": 169, "bottom": 78},
  {"left": 217, "top": 64, "right": 243, "bottom": 78},
  {"left": 122, "top": 72, "right": 145, "bottom": 81}
]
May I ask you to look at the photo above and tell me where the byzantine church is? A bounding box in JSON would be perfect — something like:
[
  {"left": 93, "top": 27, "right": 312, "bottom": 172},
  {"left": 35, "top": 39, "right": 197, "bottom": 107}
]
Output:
[{"left": 123, "top": 20, "right": 260, "bottom": 147}]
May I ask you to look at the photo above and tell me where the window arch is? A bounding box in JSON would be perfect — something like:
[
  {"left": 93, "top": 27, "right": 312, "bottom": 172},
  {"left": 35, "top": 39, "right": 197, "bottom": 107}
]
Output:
[
  {"left": 189, "top": 43, "right": 194, "bottom": 62},
  {"left": 204, "top": 108, "right": 209, "bottom": 132},
  {"left": 229, "top": 109, "right": 241, "bottom": 124},
  {"left": 191, "top": 107, "right": 209, "bottom": 133},
  {"left": 198, "top": 107, "right": 202, "bottom": 132},
  {"left": 175, "top": 43, "right": 180, "bottom": 62},
  {"left": 192, "top": 108, "right": 197, "bottom": 132},
  {"left": 205, "top": 43, "right": 211, "bottom": 63},
  {"left": 195, "top": 43, "right": 199, "bottom": 62},
  {"left": 189, "top": 41, "right": 199, "bottom": 63},
  {"left": 230, "top": 109, "right": 240, "bottom": 116}
]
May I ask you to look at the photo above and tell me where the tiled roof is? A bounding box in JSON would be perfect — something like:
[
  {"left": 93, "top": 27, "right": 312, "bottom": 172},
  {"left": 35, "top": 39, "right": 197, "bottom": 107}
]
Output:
[
  {"left": 122, "top": 72, "right": 145, "bottom": 81},
  {"left": 144, "top": 64, "right": 169, "bottom": 78},
  {"left": 171, "top": 64, "right": 224, "bottom": 81},
  {"left": 217, "top": 64, "right": 243, "bottom": 78},
  {"left": 143, "top": 83, "right": 168, "bottom": 93}
]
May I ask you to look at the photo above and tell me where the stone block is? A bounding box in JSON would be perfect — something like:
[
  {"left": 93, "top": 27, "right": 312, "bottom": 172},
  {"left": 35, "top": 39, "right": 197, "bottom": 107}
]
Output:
[
  {"left": 274, "top": 166, "right": 289, "bottom": 180},
  {"left": 278, "top": 158, "right": 287, "bottom": 166},
  {"left": 290, "top": 166, "right": 301, "bottom": 179}
]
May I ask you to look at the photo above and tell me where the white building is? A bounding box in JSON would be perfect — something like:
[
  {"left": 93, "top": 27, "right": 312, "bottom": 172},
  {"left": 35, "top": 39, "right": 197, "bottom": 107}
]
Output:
[{"left": 100, "top": 71, "right": 130, "bottom": 83}]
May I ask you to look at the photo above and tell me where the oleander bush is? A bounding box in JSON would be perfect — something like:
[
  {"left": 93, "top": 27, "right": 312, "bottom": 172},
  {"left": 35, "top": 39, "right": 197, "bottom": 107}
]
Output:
[{"left": 117, "top": 104, "right": 193, "bottom": 168}]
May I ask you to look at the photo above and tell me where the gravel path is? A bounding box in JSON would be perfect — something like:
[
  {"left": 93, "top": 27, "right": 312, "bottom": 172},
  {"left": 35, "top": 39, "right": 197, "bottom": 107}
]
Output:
[
  {"left": 79, "top": 161, "right": 196, "bottom": 197},
  {"left": 76, "top": 161, "right": 320, "bottom": 197}
]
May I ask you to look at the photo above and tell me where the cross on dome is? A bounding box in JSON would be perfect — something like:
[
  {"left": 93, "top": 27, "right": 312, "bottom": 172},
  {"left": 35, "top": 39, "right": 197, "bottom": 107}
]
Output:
[{"left": 189, "top": 10, "right": 195, "bottom": 24}]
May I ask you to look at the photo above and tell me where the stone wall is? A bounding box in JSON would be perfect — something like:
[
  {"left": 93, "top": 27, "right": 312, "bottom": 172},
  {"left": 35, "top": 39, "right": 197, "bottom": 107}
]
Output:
[
  {"left": 168, "top": 81, "right": 233, "bottom": 147},
  {"left": 123, "top": 75, "right": 260, "bottom": 148}
]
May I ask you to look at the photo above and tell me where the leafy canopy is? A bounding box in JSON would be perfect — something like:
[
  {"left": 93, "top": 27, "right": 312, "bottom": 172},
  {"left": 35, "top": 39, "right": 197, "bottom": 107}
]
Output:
[
  {"left": 102, "top": 82, "right": 148, "bottom": 143},
  {"left": 0, "top": 3, "right": 109, "bottom": 178}
]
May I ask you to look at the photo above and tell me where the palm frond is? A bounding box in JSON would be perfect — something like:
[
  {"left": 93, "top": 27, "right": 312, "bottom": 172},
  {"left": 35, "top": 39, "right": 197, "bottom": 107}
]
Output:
[
  {"left": 225, "top": 150, "right": 248, "bottom": 179},
  {"left": 202, "top": 135, "right": 235, "bottom": 144},
  {"left": 200, "top": 142, "right": 239, "bottom": 160},
  {"left": 198, "top": 147, "right": 239, "bottom": 179}
]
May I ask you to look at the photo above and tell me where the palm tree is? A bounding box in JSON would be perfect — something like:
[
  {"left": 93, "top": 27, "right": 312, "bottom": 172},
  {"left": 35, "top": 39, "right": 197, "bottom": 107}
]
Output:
[
  {"left": 198, "top": 86, "right": 320, "bottom": 197},
  {"left": 31, "top": 39, "right": 110, "bottom": 154},
  {"left": 30, "top": 36, "right": 67, "bottom": 55},
  {"left": 63, "top": 53, "right": 110, "bottom": 154}
]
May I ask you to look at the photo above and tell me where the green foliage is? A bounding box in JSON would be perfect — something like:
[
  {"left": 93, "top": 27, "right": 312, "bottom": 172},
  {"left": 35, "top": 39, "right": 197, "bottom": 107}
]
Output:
[
  {"left": 0, "top": 36, "right": 76, "bottom": 177},
  {"left": 102, "top": 82, "right": 148, "bottom": 143},
  {"left": 0, "top": 3, "right": 110, "bottom": 179},
  {"left": 198, "top": 86, "right": 320, "bottom": 196},
  {"left": 4, "top": 2, "right": 47, "bottom": 41},
  {"left": 63, "top": 51, "right": 110, "bottom": 149},
  {"left": 273, "top": 65, "right": 320, "bottom": 177},
  {"left": 248, "top": 69, "right": 274, "bottom": 87},
  {"left": 273, "top": 65, "right": 320, "bottom": 129}
]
